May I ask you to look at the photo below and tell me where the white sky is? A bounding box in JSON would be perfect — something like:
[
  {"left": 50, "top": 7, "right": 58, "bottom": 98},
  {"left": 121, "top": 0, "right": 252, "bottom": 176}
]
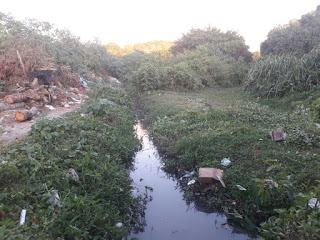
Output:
[{"left": 1, "top": 0, "right": 319, "bottom": 51}]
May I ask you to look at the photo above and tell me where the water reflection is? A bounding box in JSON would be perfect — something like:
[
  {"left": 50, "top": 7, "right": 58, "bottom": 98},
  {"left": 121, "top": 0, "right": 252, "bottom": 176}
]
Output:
[{"left": 129, "top": 121, "right": 250, "bottom": 240}]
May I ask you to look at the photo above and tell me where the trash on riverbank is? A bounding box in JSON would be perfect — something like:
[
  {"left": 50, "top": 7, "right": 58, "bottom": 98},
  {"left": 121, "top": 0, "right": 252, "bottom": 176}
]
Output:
[
  {"left": 51, "top": 190, "right": 62, "bottom": 206},
  {"left": 65, "top": 168, "right": 79, "bottom": 182},
  {"left": 45, "top": 105, "right": 56, "bottom": 110},
  {"left": 19, "top": 209, "right": 26, "bottom": 225},
  {"left": 316, "top": 123, "right": 320, "bottom": 128},
  {"left": 221, "top": 158, "right": 231, "bottom": 166},
  {"left": 115, "top": 222, "right": 123, "bottom": 228},
  {"left": 187, "top": 179, "right": 196, "bottom": 185},
  {"left": 236, "top": 185, "right": 246, "bottom": 191},
  {"left": 198, "top": 168, "right": 226, "bottom": 188},
  {"left": 270, "top": 130, "right": 287, "bottom": 141},
  {"left": 308, "top": 198, "right": 320, "bottom": 209},
  {"left": 179, "top": 170, "right": 195, "bottom": 180}
]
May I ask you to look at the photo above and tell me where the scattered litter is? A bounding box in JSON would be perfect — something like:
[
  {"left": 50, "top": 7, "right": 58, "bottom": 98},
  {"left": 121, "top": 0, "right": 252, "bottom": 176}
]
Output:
[
  {"left": 64, "top": 104, "right": 70, "bottom": 108},
  {"left": 0, "top": 117, "right": 4, "bottom": 123},
  {"left": 3, "top": 132, "right": 8, "bottom": 135},
  {"left": 316, "top": 123, "right": 320, "bottom": 129},
  {"left": 179, "top": 170, "right": 195, "bottom": 181},
  {"left": 51, "top": 190, "right": 62, "bottom": 206},
  {"left": 65, "top": 168, "right": 79, "bottom": 182},
  {"left": 19, "top": 209, "right": 26, "bottom": 225},
  {"left": 198, "top": 168, "right": 226, "bottom": 188},
  {"left": 232, "top": 201, "right": 236, "bottom": 205},
  {"left": 194, "top": 192, "right": 201, "bottom": 196},
  {"left": 187, "top": 179, "right": 196, "bottom": 185},
  {"left": 221, "top": 158, "right": 231, "bottom": 166},
  {"left": 308, "top": 198, "right": 320, "bottom": 209},
  {"left": 236, "top": 185, "right": 246, "bottom": 191},
  {"left": 45, "top": 105, "right": 56, "bottom": 110},
  {"left": 221, "top": 223, "right": 232, "bottom": 230},
  {"left": 270, "top": 130, "right": 287, "bottom": 141},
  {"left": 32, "top": 220, "right": 38, "bottom": 227},
  {"left": 259, "top": 138, "right": 263, "bottom": 141},
  {"left": 115, "top": 222, "right": 123, "bottom": 228}
]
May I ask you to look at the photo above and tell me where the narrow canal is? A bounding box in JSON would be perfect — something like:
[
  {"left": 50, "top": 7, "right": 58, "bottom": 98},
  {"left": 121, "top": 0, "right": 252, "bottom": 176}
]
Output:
[{"left": 129, "top": 121, "right": 250, "bottom": 240}]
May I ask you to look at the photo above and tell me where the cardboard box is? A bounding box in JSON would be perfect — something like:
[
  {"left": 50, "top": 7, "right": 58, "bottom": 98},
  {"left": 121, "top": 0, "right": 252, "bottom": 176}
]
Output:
[{"left": 198, "top": 168, "right": 225, "bottom": 188}]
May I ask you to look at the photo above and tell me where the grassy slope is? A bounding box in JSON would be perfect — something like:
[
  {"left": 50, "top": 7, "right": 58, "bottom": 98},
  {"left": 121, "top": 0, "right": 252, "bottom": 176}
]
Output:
[
  {"left": 0, "top": 85, "right": 142, "bottom": 239},
  {"left": 141, "top": 87, "right": 320, "bottom": 232}
]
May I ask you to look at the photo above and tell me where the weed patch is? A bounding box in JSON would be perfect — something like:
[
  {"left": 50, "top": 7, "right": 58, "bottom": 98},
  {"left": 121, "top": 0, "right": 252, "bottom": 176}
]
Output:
[
  {"left": 0, "top": 85, "right": 142, "bottom": 239},
  {"left": 141, "top": 88, "right": 320, "bottom": 237}
]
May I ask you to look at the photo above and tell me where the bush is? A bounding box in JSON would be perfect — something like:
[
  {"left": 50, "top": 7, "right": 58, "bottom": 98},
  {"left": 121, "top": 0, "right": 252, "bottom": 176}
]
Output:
[
  {"left": 130, "top": 63, "right": 161, "bottom": 92},
  {"left": 260, "top": 184, "right": 320, "bottom": 240},
  {"left": 170, "top": 26, "right": 252, "bottom": 62},
  {"left": 261, "top": 6, "right": 320, "bottom": 57}
]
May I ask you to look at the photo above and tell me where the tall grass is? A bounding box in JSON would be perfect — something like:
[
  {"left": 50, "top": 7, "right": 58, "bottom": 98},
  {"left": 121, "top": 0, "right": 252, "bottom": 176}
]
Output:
[{"left": 245, "top": 46, "right": 320, "bottom": 97}]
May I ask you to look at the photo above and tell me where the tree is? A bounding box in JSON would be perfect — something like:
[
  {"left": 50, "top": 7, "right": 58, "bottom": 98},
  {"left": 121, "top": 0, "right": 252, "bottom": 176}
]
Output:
[
  {"left": 261, "top": 5, "right": 320, "bottom": 57},
  {"left": 170, "top": 26, "right": 252, "bottom": 62}
]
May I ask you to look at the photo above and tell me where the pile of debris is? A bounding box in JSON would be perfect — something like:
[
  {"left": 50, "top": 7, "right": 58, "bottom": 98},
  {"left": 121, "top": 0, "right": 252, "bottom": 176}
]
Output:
[{"left": 0, "top": 42, "right": 87, "bottom": 123}]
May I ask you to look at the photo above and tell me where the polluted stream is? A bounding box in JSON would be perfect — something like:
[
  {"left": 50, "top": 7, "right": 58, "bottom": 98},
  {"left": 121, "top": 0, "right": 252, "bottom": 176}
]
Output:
[{"left": 129, "top": 121, "right": 250, "bottom": 240}]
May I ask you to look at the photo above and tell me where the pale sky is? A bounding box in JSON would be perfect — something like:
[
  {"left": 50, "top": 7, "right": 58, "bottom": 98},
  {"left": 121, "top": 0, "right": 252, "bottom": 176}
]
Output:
[{"left": 1, "top": 0, "right": 319, "bottom": 51}]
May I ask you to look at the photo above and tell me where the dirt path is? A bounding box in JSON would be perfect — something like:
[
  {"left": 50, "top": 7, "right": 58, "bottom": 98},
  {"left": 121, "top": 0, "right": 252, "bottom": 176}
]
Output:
[{"left": 0, "top": 104, "right": 81, "bottom": 146}]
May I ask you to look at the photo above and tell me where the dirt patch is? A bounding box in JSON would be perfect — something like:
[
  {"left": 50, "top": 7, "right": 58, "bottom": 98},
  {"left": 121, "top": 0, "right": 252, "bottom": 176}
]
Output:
[{"left": 0, "top": 104, "right": 82, "bottom": 146}]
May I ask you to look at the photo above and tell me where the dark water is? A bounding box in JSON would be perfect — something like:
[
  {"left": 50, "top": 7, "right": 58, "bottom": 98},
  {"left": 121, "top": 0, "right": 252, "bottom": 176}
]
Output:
[{"left": 129, "top": 121, "right": 250, "bottom": 240}]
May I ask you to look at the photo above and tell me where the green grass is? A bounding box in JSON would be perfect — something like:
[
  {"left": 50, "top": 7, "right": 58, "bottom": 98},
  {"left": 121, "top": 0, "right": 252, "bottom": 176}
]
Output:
[
  {"left": 0, "top": 85, "right": 143, "bottom": 239},
  {"left": 141, "top": 87, "right": 320, "bottom": 237}
]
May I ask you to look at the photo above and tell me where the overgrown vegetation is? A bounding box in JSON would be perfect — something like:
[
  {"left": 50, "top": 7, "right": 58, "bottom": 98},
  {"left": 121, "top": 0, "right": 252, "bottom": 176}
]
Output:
[
  {"left": 140, "top": 88, "right": 320, "bottom": 238},
  {"left": 261, "top": 6, "right": 320, "bottom": 57},
  {"left": 245, "top": 46, "right": 320, "bottom": 97},
  {"left": 116, "top": 27, "right": 251, "bottom": 92},
  {"left": 0, "top": 12, "right": 119, "bottom": 83},
  {"left": 246, "top": 5, "right": 320, "bottom": 101},
  {"left": 0, "top": 83, "right": 144, "bottom": 239}
]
